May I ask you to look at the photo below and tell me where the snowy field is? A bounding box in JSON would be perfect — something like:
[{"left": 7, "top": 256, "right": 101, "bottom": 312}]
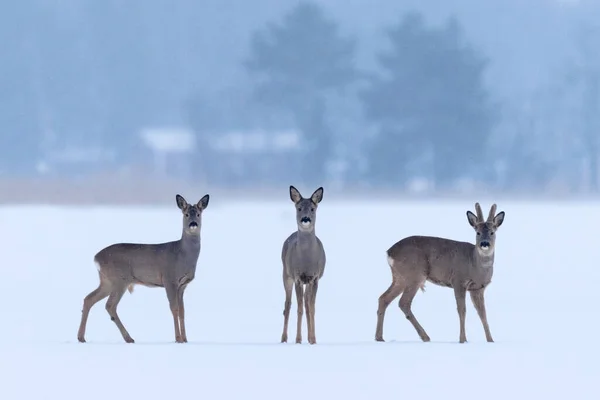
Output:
[{"left": 1, "top": 198, "right": 598, "bottom": 399}]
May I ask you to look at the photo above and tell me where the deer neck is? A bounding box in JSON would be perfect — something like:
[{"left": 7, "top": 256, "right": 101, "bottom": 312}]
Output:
[
  {"left": 180, "top": 231, "right": 201, "bottom": 254},
  {"left": 296, "top": 228, "right": 318, "bottom": 249},
  {"left": 473, "top": 247, "right": 495, "bottom": 269}
]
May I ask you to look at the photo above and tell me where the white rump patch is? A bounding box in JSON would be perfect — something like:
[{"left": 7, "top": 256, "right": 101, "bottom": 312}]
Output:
[
  {"left": 387, "top": 255, "right": 394, "bottom": 268},
  {"left": 95, "top": 261, "right": 101, "bottom": 272}
]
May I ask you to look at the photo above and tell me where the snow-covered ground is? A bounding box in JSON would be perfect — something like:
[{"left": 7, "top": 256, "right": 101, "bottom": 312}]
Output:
[{"left": 1, "top": 198, "right": 598, "bottom": 399}]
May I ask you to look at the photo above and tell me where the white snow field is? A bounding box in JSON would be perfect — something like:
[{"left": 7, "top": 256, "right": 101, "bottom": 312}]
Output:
[{"left": 1, "top": 199, "right": 598, "bottom": 399}]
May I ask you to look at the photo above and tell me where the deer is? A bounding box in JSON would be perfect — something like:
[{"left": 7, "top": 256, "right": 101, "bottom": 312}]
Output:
[
  {"left": 280, "top": 185, "right": 326, "bottom": 345},
  {"left": 77, "top": 193, "right": 210, "bottom": 344},
  {"left": 375, "top": 202, "right": 505, "bottom": 344}
]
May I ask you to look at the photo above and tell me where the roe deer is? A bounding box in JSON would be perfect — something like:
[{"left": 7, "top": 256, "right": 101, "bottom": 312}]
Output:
[
  {"left": 280, "top": 186, "right": 326, "bottom": 345},
  {"left": 375, "top": 203, "right": 505, "bottom": 343},
  {"left": 77, "top": 193, "right": 210, "bottom": 344}
]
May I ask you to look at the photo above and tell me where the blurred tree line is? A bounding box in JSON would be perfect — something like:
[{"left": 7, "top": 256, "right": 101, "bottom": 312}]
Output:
[{"left": 1, "top": 0, "right": 600, "bottom": 193}]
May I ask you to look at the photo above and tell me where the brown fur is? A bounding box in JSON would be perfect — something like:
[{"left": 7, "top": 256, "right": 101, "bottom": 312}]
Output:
[
  {"left": 77, "top": 193, "right": 210, "bottom": 344},
  {"left": 281, "top": 186, "right": 326, "bottom": 345},
  {"left": 375, "top": 202, "right": 505, "bottom": 343}
]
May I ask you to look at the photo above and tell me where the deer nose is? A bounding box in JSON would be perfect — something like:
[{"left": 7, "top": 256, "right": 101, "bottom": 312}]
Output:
[
  {"left": 300, "top": 217, "right": 311, "bottom": 224},
  {"left": 480, "top": 241, "right": 490, "bottom": 248}
]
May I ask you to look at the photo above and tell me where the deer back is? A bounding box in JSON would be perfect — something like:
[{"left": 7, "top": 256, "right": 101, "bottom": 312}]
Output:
[
  {"left": 387, "top": 235, "right": 492, "bottom": 290},
  {"left": 95, "top": 238, "right": 201, "bottom": 287}
]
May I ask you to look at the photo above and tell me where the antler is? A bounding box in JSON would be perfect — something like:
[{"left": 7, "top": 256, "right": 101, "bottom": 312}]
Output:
[
  {"left": 487, "top": 204, "right": 497, "bottom": 222},
  {"left": 475, "top": 203, "right": 484, "bottom": 221}
]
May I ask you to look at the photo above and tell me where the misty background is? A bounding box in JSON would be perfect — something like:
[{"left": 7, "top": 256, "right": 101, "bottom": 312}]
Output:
[{"left": 1, "top": 0, "right": 598, "bottom": 204}]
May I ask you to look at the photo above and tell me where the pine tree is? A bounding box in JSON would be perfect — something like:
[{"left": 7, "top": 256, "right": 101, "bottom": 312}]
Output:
[
  {"left": 245, "top": 1, "right": 358, "bottom": 185},
  {"left": 361, "top": 12, "right": 495, "bottom": 189}
]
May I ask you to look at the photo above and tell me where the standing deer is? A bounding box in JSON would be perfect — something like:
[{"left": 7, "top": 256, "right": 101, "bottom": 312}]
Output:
[
  {"left": 77, "top": 193, "right": 210, "bottom": 344},
  {"left": 375, "top": 203, "right": 505, "bottom": 343},
  {"left": 280, "top": 185, "right": 326, "bottom": 345}
]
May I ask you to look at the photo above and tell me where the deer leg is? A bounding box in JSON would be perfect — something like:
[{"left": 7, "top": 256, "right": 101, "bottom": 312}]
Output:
[
  {"left": 307, "top": 280, "right": 318, "bottom": 345},
  {"left": 399, "top": 284, "right": 430, "bottom": 342},
  {"left": 177, "top": 284, "right": 189, "bottom": 343},
  {"left": 165, "top": 284, "right": 183, "bottom": 343},
  {"left": 470, "top": 288, "right": 494, "bottom": 342},
  {"left": 375, "top": 280, "right": 403, "bottom": 342},
  {"left": 304, "top": 283, "right": 314, "bottom": 344},
  {"left": 105, "top": 286, "right": 134, "bottom": 343},
  {"left": 304, "top": 284, "right": 312, "bottom": 342},
  {"left": 281, "top": 277, "right": 294, "bottom": 343},
  {"left": 77, "top": 282, "right": 110, "bottom": 343},
  {"left": 294, "top": 281, "right": 304, "bottom": 344},
  {"left": 454, "top": 286, "right": 467, "bottom": 343}
]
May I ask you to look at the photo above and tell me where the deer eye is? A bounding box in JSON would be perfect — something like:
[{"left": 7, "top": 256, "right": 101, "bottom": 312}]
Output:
[
  {"left": 490, "top": 231, "right": 494, "bottom": 235},
  {"left": 477, "top": 232, "right": 481, "bottom": 235},
  {"left": 311, "top": 208, "right": 314, "bottom": 212},
  {"left": 185, "top": 213, "right": 190, "bottom": 218}
]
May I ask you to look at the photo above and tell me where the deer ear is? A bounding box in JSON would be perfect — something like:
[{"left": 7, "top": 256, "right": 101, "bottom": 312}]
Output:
[
  {"left": 466, "top": 211, "right": 478, "bottom": 228},
  {"left": 493, "top": 211, "right": 505, "bottom": 228},
  {"left": 197, "top": 194, "right": 209, "bottom": 210},
  {"left": 311, "top": 187, "right": 324, "bottom": 204},
  {"left": 176, "top": 194, "right": 188, "bottom": 210},
  {"left": 289, "top": 185, "right": 302, "bottom": 203}
]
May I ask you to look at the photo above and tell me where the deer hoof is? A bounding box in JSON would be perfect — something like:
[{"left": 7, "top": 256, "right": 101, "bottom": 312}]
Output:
[
  {"left": 125, "top": 337, "right": 135, "bottom": 344},
  {"left": 281, "top": 333, "right": 288, "bottom": 343},
  {"left": 77, "top": 337, "right": 86, "bottom": 343},
  {"left": 375, "top": 336, "right": 385, "bottom": 342},
  {"left": 295, "top": 337, "right": 302, "bottom": 344}
]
